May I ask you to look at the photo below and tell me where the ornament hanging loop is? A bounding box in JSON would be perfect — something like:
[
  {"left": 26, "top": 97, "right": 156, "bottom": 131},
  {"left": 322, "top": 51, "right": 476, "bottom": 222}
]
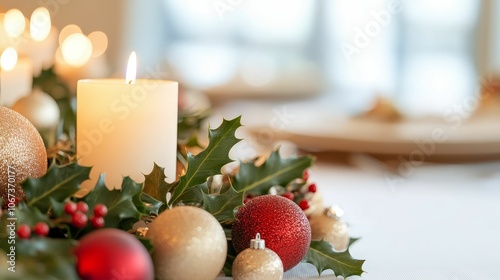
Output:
[{"left": 250, "top": 233, "right": 266, "bottom": 249}]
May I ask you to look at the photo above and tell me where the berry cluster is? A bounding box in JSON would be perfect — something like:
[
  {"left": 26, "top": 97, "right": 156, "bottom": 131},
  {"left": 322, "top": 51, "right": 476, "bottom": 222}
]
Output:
[
  {"left": 65, "top": 201, "right": 108, "bottom": 229},
  {"left": 243, "top": 169, "right": 319, "bottom": 211},
  {"left": 16, "top": 202, "right": 109, "bottom": 239},
  {"left": 16, "top": 222, "right": 50, "bottom": 239}
]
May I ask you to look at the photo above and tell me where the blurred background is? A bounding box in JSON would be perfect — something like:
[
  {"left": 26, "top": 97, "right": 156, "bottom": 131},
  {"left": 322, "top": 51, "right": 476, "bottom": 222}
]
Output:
[{"left": 2, "top": 0, "right": 500, "bottom": 158}]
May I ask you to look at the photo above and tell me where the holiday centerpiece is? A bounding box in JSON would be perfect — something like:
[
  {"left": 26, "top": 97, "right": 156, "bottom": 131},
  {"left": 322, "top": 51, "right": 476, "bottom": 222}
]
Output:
[{"left": 0, "top": 48, "right": 364, "bottom": 280}]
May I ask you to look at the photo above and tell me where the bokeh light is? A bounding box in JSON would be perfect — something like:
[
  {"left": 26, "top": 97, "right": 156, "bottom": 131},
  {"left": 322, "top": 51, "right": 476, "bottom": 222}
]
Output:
[
  {"left": 59, "top": 24, "right": 82, "bottom": 46},
  {"left": 88, "top": 31, "right": 108, "bottom": 57},
  {"left": 30, "top": 7, "right": 51, "bottom": 41},
  {"left": 61, "top": 33, "right": 93, "bottom": 67},
  {"left": 4, "top": 9, "right": 26, "bottom": 38},
  {"left": 1, "top": 47, "right": 18, "bottom": 71}
]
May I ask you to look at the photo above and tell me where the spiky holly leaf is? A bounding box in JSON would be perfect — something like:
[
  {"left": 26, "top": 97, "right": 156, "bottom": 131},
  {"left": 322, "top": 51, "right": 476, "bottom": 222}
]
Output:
[
  {"left": 233, "top": 150, "right": 314, "bottom": 194},
  {"left": 13, "top": 202, "right": 51, "bottom": 227},
  {"left": 23, "top": 162, "right": 91, "bottom": 213},
  {"left": 202, "top": 186, "right": 244, "bottom": 223},
  {"left": 0, "top": 238, "right": 78, "bottom": 280},
  {"left": 83, "top": 175, "right": 144, "bottom": 229},
  {"left": 170, "top": 117, "right": 242, "bottom": 206},
  {"left": 304, "top": 240, "right": 365, "bottom": 278},
  {"left": 139, "top": 193, "right": 163, "bottom": 216},
  {"left": 143, "top": 163, "right": 170, "bottom": 203}
]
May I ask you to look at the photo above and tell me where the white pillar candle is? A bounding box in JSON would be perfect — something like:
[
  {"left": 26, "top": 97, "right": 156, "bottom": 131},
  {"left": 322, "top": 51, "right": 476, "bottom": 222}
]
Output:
[{"left": 76, "top": 55, "right": 178, "bottom": 191}]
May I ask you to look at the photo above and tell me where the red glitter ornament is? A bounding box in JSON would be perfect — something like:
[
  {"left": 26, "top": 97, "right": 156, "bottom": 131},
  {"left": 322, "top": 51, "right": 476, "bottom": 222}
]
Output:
[
  {"left": 74, "top": 228, "right": 154, "bottom": 280},
  {"left": 232, "top": 195, "right": 311, "bottom": 271}
]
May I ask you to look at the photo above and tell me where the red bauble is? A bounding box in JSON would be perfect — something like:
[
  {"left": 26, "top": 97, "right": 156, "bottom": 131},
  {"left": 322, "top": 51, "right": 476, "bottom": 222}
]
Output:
[
  {"left": 74, "top": 228, "right": 154, "bottom": 280},
  {"left": 232, "top": 195, "right": 311, "bottom": 271}
]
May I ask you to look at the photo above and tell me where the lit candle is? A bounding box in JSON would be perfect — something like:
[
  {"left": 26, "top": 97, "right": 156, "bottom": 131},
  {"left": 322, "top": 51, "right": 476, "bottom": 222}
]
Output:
[
  {"left": 0, "top": 48, "right": 33, "bottom": 107},
  {"left": 76, "top": 52, "right": 178, "bottom": 192}
]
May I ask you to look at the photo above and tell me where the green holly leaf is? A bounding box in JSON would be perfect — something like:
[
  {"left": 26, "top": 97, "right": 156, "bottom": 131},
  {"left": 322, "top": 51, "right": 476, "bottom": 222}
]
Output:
[
  {"left": 304, "top": 240, "right": 365, "bottom": 278},
  {"left": 143, "top": 163, "right": 170, "bottom": 203},
  {"left": 14, "top": 202, "right": 51, "bottom": 227},
  {"left": 0, "top": 238, "right": 78, "bottom": 280},
  {"left": 23, "top": 162, "right": 91, "bottom": 213},
  {"left": 83, "top": 175, "right": 143, "bottom": 229},
  {"left": 202, "top": 186, "right": 244, "bottom": 223},
  {"left": 233, "top": 150, "right": 314, "bottom": 194},
  {"left": 49, "top": 197, "right": 66, "bottom": 217},
  {"left": 139, "top": 193, "right": 163, "bottom": 216},
  {"left": 170, "top": 117, "right": 242, "bottom": 206},
  {"left": 349, "top": 237, "right": 360, "bottom": 247}
]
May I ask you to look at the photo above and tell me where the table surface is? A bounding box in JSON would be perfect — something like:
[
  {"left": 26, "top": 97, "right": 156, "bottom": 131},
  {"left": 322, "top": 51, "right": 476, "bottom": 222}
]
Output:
[
  {"left": 209, "top": 97, "right": 500, "bottom": 280},
  {"left": 216, "top": 155, "right": 500, "bottom": 280}
]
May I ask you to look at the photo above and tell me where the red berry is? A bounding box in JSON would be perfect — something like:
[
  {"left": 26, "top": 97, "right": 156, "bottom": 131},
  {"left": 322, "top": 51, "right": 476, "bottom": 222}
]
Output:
[
  {"left": 93, "top": 204, "right": 108, "bottom": 217},
  {"left": 33, "top": 222, "right": 50, "bottom": 236},
  {"left": 17, "top": 224, "right": 31, "bottom": 239},
  {"left": 298, "top": 199, "right": 310, "bottom": 210},
  {"left": 90, "top": 216, "right": 105, "bottom": 228},
  {"left": 243, "top": 198, "right": 251, "bottom": 204},
  {"left": 72, "top": 212, "right": 88, "bottom": 228},
  {"left": 76, "top": 201, "right": 89, "bottom": 213},
  {"left": 283, "top": 192, "right": 294, "bottom": 200},
  {"left": 64, "top": 201, "right": 77, "bottom": 215},
  {"left": 308, "top": 183, "right": 317, "bottom": 193},
  {"left": 302, "top": 170, "right": 310, "bottom": 181}
]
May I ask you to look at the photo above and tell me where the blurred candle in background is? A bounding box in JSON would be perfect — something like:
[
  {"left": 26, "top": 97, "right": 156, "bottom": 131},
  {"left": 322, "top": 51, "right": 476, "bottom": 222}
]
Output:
[
  {"left": 0, "top": 47, "right": 33, "bottom": 107},
  {"left": 55, "top": 26, "right": 110, "bottom": 92}
]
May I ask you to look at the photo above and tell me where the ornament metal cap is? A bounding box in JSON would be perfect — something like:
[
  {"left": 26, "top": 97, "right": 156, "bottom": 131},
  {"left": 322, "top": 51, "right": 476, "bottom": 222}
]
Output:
[
  {"left": 324, "top": 205, "right": 344, "bottom": 220},
  {"left": 250, "top": 233, "right": 265, "bottom": 249}
]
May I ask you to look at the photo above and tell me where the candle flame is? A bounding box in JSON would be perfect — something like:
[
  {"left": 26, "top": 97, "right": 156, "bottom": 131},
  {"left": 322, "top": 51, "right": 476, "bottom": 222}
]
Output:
[
  {"left": 126, "top": 52, "right": 137, "bottom": 84},
  {"left": 0, "top": 47, "right": 18, "bottom": 71}
]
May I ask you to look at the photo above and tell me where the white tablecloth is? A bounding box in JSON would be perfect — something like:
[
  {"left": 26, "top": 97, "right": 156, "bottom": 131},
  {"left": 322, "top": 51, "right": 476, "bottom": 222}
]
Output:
[{"left": 217, "top": 157, "right": 500, "bottom": 280}]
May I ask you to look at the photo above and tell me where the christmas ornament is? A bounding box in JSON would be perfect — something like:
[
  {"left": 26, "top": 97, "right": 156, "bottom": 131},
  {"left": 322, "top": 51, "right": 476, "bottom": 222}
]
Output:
[
  {"left": 0, "top": 106, "right": 47, "bottom": 202},
  {"left": 309, "top": 206, "right": 350, "bottom": 251},
  {"left": 232, "top": 195, "right": 311, "bottom": 271},
  {"left": 303, "top": 190, "right": 325, "bottom": 217},
  {"left": 74, "top": 228, "right": 154, "bottom": 280},
  {"left": 146, "top": 206, "right": 227, "bottom": 280},
  {"left": 12, "top": 88, "right": 60, "bottom": 147},
  {"left": 232, "top": 233, "right": 284, "bottom": 280}
]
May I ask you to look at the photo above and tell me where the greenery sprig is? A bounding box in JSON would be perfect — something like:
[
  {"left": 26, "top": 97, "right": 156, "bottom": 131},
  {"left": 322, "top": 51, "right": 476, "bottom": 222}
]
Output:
[{"left": 0, "top": 116, "right": 364, "bottom": 279}]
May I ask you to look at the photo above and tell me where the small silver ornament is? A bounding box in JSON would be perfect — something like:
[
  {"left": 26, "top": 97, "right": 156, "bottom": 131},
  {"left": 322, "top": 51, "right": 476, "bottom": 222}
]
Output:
[
  {"left": 309, "top": 206, "right": 350, "bottom": 251},
  {"left": 232, "top": 233, "right": 284, "bottom": 280}
]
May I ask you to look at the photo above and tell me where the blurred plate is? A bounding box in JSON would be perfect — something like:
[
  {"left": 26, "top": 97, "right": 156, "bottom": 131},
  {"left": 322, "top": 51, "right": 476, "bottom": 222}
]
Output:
[{"left": 250, "top": 111, "right": 500, "bottom": 160}]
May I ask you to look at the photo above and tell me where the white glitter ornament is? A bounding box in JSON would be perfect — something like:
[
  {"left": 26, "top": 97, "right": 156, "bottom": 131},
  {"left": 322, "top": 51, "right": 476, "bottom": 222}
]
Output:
[
  {"left": 12, "top": 88, "right": 60, "bottom": 147},
  {"left": 232, "top": 233, "right": 284, "bottom": 280},
  {"left": 146, "top": 206, "right": 227, "bottom": 280},
  {"left": 309, "top": 206, "right": 350, "bottom": 251}
]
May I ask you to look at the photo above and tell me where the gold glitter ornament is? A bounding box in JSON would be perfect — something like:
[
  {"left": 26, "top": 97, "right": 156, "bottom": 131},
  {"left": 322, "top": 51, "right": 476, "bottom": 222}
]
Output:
[
  {"left": 309, "top": 206, "right": 350, "bottom": 251},
  {"left": 12, "top": 88, "right": 60, "bottom": 147},
  {"left": 0, "top": 106, "right": 47, "bottom": 202},
  {"left": 146, "top": 206, "right": 227, "bottom": 280},
  {"left": 232, "top": 233, "right": 284, "bottom": 280}
]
